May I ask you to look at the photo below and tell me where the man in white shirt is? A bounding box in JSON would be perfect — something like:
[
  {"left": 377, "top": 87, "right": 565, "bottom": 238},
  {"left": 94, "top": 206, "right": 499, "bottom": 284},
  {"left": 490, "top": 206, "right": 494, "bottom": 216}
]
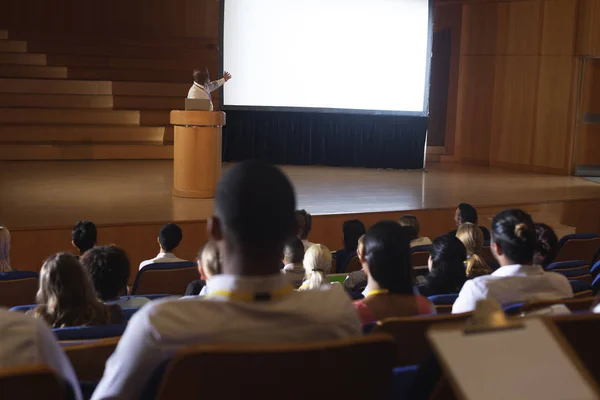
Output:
[
  {"left": 92, "top": 161, "right": 361, "bottom": 400},
  {"left": 139, "top": 223, "right": 187, "bottom": 270},
  {"left": 281, "top": 237, "right": 305, "bottom": 288},
  {"left": 0, "top": 309, "right": 82, "bottom": 400},
  {"left": 452, "top": 209, "right": 573, "bottom": 314},
  {"left": 187, "top": 68, "right": 232, "bottom": 111}
]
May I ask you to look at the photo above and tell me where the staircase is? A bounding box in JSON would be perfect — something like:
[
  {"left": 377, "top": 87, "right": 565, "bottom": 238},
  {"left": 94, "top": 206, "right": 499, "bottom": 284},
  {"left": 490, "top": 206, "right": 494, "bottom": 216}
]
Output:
[{"left": 0, "top": 30, "right": 219, "bottom": 160}]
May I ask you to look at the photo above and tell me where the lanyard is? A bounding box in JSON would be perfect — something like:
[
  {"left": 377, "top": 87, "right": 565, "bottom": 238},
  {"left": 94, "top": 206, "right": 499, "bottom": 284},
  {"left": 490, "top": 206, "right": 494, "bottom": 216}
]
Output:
[
  {"left": 207, "top": 284, "right": 294, "bottom": 302},
  {"left": 366, "top": 289, "right": 390, "bottom": 297}
]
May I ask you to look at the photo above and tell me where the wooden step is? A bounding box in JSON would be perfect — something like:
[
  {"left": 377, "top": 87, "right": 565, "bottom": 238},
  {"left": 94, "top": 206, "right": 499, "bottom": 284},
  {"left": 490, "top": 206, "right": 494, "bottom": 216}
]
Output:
[
  {"left": 0, "top": 40, "right": 27, "bottom": 52},
  {"left": 67, "top": 67, "right": 190, "bottom": 83},
  {"left": 0, "top": 108, "right": 142, "bottom": 125},
  {"left": 0, "top": 52, "right": 47, "bottom": 65},
  {"left": 0, "top": 125, "right": 173, "bottom": 143},
  {"left": 48, "top": 54, "right": 217, "bottom": 70},
  {"left": 0, "top": 64, "right": 67, "bottom": 79},
  {"left": 0, "top": 31, "right": 8, "bottom": 40},
  {"left": 113, "top": 96, "right": 185, "bottom": 110},
  {"left": 0, "top": 93, "right": 113, "bottom": 108},
  {"left": 0, "top": 79, "right": 189, "bottom": 97},
  {"left": 9, "top": 32, "right": 216, "bottom": 48},
  {"left": 0, "top": 143, "right": 174, "bottom": 160}
]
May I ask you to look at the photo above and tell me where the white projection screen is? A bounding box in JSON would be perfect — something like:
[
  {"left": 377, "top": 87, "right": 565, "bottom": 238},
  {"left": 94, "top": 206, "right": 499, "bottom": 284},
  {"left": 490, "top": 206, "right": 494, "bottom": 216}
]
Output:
[{"left": 221, "top": 0, "right": 432, "bottom": 115}]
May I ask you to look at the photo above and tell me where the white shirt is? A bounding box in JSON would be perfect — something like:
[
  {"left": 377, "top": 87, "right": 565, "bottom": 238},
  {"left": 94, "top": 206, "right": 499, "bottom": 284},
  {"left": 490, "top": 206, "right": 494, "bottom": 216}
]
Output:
[
  {"left": 106, "top": 296, "right": 151, "bottom": 309},
  {"left": 139, "top": 252, "right": 187, "bottom": 270},
  {"left": 0, "top": 309, "right": 82, "bottom": 400},
  {"left": 410, "top": 237, "right": 432, "bottom": 247},
  {"left": 282, "top": 263, "right": 305, "bottom": 288},
  {"left": 452, "top": 264, "right": 573, "bottom": 314},
  {"left": 186, "top": 79, "right": 225, "bottom": 111},
  {"left": 91, "top": 273, "right": 361, "bottom": 400}
]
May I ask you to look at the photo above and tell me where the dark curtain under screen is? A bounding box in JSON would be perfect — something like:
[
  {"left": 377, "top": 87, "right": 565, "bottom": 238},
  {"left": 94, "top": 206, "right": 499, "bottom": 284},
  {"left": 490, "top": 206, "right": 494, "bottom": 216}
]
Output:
[{"left": 222, "top": 110, "right": 428, "bottom": 169}]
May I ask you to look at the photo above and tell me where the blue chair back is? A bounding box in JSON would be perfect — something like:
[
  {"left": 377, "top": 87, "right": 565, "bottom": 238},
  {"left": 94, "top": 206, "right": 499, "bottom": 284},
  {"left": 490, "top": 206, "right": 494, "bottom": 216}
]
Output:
[
  {"left": 593, "top": 274, "right": 600, "bottom": 295},
  {"left": 547, "top": 260, "right": 589, "bottom": 271},
  {"left": 554, "top": 268, "right": 593, "bottom": 283},
  {"left": 556, "top": 233, "right": 600, "bottom": 263},
  {"left": 428, "top": 294, "right": 458, "bottom": 305},
  {"left": 122, "top": 308, "right": 139, "bottom": 322},
  {"left": 569, "top": 280, "right": 593, "bottom": 298},
  {"left": 132, "top": 262, "right": 197, "bottom": 295},
  {"left": 9, "top": 304, "right": 36, "bottom": 313},
  {"left": 0, "top": 271, "right": 39, "bottom": 308},
  {"left": 503, "top": 302, "right": 526, "bottom": 315},
  {"left": 53, "top": 324, "right": 126, "bottom": 341},
  {"left": 590, "top": 260, "right": 600, "bottom": 277}
]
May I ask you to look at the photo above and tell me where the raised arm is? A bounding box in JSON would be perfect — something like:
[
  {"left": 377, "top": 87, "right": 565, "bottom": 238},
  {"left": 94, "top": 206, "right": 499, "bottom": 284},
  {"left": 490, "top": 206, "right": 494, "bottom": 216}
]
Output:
[{"left": 205, "top": 71, "right": 232, "bottom": 93}]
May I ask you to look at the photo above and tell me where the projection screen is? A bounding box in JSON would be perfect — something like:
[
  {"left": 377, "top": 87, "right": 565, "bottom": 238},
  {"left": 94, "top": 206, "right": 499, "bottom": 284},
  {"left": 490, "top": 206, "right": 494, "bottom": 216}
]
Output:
[{"left": 221, "top": 0, "right": 432, "bottom": 115}]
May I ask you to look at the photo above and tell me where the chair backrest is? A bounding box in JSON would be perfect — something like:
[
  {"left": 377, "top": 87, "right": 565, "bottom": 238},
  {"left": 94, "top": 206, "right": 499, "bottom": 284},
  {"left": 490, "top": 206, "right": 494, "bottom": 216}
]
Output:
[
  {"left": 373, "top": 313, "right": 471, "bottom": 366},
  {"left": 547, "top": 260, "right": 589, "bottom": 271},
  {"left": 345, "top": 256, "right": 362, "bottom": 273},
  {"left": 428, "top": 294, "right": 458, "bottom": 315},
  {"left": 555, "top": 234, "right": 600, "bottom": 263},
  {"left": 522, "top": 297, "right": 594, "bottom": 313},
  {"left": 0, "top": 365, "right": 65, "bottom": 400},
  {"left": 132, "top": 262, "right": 197, "bottom": 295},
  {"left": 53, "top": 324, "right": 126, "bottom": 341},
  {"left": 590, "top": 260, "right": 600, "bottom": 277},
  {"left": 154, "top": 335, "right": 396, "bottom": 400},
  {"left": 0, "top": 271, "right": 39, "bottom": 308},
  {"left": 63, "top": 337, "right": 120, "bottom": 382},
  {"left": 122, "top": 308, "right": 139, "bottom": 321},
  {"left": 550, "top": 313, "right": 600, "bottom": 383},
  {"left": 553, "top": 267, "right": 593, "bottom": 283},
  {"left": 411, "top": 245, "right": 431, "bottom": 268},
  {"left": 565, "top": 274, "right": 594, "bottom": 284},
  {"left": 569, "top": 279, "right": 593, "bottom": 295},
  {"left": 9, "top": 304, "right": 36, "bottom": 313}
]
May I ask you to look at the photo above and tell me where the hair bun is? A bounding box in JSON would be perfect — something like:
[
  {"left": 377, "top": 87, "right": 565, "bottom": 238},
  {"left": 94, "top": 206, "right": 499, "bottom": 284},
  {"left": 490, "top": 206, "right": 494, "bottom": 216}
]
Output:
[{"left": 514, "top": 223, "right": 528, "bottom": 240}]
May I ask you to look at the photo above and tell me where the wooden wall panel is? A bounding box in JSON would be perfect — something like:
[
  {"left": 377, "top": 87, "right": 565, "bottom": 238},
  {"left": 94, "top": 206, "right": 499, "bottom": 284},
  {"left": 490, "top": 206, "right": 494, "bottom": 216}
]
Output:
[
  {"left": 490, "top": 56, "right": 538, "bottom": 165},
  {"left": 461, "top": 3, "right": 501, "bottom": 55},
  {"left": 541, "top": 0, "right": 578, "bottom": 55},
  {"left": 497, "top": 0, "right": 542, "bottom": 55},
  {"left": 577, "top": 0, "right": 600, "bottom": 55}
]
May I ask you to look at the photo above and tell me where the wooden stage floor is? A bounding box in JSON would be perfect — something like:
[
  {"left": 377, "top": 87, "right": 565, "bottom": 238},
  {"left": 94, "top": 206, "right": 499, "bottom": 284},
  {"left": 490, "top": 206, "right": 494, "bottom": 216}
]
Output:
[{"left": 1, "top": 160, "right": 599, "bottom": 229}]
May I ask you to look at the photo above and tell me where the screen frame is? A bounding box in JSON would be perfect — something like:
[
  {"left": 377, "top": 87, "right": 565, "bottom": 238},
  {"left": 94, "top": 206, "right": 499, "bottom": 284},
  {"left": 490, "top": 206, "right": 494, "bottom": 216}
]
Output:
[{"left": 219, "top": 0, "right": 433, "bottom": 117}]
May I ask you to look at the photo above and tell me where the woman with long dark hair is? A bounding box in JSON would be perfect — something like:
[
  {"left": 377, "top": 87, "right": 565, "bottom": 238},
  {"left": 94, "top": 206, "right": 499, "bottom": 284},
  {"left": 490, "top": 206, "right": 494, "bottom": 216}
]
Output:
[
  {"left": 334, "top": 219, "right": 366, "bottom": 273},
  {"left": 419, "top": 234, "right": 467, "bottom": 296},
  {"left": 452, "top": 209, "right": 573, "bottom": 313}
]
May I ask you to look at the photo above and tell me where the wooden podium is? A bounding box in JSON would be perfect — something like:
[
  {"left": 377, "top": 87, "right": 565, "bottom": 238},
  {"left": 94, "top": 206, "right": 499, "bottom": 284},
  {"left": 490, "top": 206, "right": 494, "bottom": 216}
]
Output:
[{"left": 170, "top": 110, "right": 226, "bottom": 198}]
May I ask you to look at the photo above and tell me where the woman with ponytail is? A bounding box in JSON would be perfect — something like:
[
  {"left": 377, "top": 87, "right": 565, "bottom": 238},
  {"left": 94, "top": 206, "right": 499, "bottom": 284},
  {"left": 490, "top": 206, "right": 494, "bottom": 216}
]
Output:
[
  {"left": 456, "top": 223, "right": 492, "bottom": 278},
  {"left": 298, "top": 244, "right": 333, "bottom": 291},
  {"left": 452, "top": 209, "right": 573, "bottom": 314},
  {"left": 419, "top": 234, "right": 467, "bottom": 296},
  {"left": 353, "top": 221, "right": 434, "bottom": 325}
]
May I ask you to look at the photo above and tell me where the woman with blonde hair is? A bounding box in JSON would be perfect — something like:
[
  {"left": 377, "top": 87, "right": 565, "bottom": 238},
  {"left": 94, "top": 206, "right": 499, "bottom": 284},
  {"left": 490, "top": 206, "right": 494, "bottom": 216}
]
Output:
[
  {"left": 29, "top": 253, "right": 123, "bottom": 328},
  {"left": 299, "top": 244, "right": 333, "bottom": 291},
  {"left": 456, "top": 222, "right": 492, "bottom": 279},
  {"left": 0, "top": 226, "right": 12, "bottom": 272}
]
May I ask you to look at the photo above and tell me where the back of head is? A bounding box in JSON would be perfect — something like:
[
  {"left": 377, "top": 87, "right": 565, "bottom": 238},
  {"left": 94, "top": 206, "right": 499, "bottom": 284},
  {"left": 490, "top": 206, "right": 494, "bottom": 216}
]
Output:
[
  {"left": 363, "top": 221, "right": 414, "bottom": 295},
  {"left": 199, "top": 241, "right": 222, "bottom": 278},
  {"left": 215, "top": 161, "right": 296, "bottom": 271},
  {"left": 0, "top": 226, "right": 11, "bottom": 272},
  {"left": 159, "top": 223, "right": 183, "bottom": 252},
  {"left": 283, "top": 237, "right": 304, "bottom": 264},
  {"left": 193, "top": 68, "right": 210, "bottom": 85},
  {"left": 491, "top": 209, "right": 536, "bottom": 265},
  {"left": 295, "top": 209, "right": 312, "bottom": 240},
  {"left": 457, "top": 203, "right": 478, "bottom": 225},
  {"left": 342, "top": 219, "right": 366, "bottom": 251},
  {"left": 534, "top": 223, "right": 559, "bottom": 269},
  {"left": 303, "top": 244, "right": 332, "bottom": 289},
  {"left": 72, "top": 221, "right": 97, "bottom": 254},
  {"left": 36, "top": 252, "right": 106, "bottom": 327},
  {"left": 398, "top": 214, "right": 420, "bottom": 238},
  {"left": 80, "top": 245, "right": 130, "bottom": 301},
  {"left": 428, "top": 234, "right": 467, "bottom": 292},
  {"left": 456, "top": 222, "right": 484, "bottom": 256}
]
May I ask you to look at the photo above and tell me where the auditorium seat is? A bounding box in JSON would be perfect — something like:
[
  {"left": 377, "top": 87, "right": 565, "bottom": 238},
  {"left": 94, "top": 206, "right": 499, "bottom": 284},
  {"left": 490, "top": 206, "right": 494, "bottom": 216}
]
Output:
[
  {"left": 411, "top": 245, "right": 431, "bottom": 268},
  {"left": 131, "top": 261, "right": 197, "bottom": 295},
  {"left": 0, "top": 365, "right": 67, "bottom": 400},
  {"left": 504, "top": 297, "right": 594, "bottom": 316},
  {"left": 555, "top": 233, "right": 600, "bottom": 263},
  {"left": 146, "top": 335, "right": 395, "bottom": 400},
  {"left": 0, "top": 271, "right": 39, "bottom": 308},
  {"left": 345, "top": 256, "right": 362, "bottom": 273},
  {"left": 553, "top": 268, "right": 593, "bottom": 283},
  {"left": 569, "top": 280, "right": 594, "bottom": 298},
  {"left": 372, "top": 313, "right": 471, "bottom": 366},
  {"left": 428, "top": 294, "right": 458, "bottom": 314},
  {"left": 53, "top": 324, "right": 126, "bottom": 342},
  {"left": 63, "top": 337, "right": 120, "bottom": 382},
  {"left": 590, "top": 260, "right": 600, "bottom": 277},
  {"left": 546, "top": 260, "right": 589, "bottom": 272}
]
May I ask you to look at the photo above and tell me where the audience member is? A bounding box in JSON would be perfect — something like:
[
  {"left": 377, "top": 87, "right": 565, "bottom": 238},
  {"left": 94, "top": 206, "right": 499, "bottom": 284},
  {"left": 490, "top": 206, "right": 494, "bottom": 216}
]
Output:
[
  {"left": 28, "top": 253, "right": 124, "bottom": 328},
  {"left": 452, "top": 209, "right": 573, "bottom": 313},
  {"left": 419, "top": 234, "right": 467, "bottom": 297},
  {"left": 353, "top": 221, "right": 434, "bottom": 325},
  {"left": 398, "top": 215, "right": 432, "bottom": 247},
  {"left": 91, "top": 161, "right": 361, "bottom": 400},
  {"left": 71, "top": 220, "right": 97, "bottom": 255},
  {"left": 184, "top": 242, "right": 222, "bottom": 297},
  {"left": 0, "top": 308, "right": 82, "bottom": 400},
  {"left": 343, "top": 235, "right": 367, "bottom": 292},
  {"left": 282, "top": 237, "right": 305, "bottom": 289},
  {"left": 296, "top": 209, "right": 315, "bottom": 251},
  {"left": 534, "top": 223, "right": 559, "bottom": 269},
  {"left": 333, "top": 219, "right": 366, "bottom": 273},
  {"left": 298, "top": 244, "right": 333, "bottom": 291},
  {"left": 456, "top": 222, "right": 492, "bottom": 279},
  {"left": 0, "top": 226, "right": 12, "bottom": 272},
  {"left": 80, "top": 245, "right": 150, "bottom": 309},
  {"left": 450, "top": 203, "right": 490, "bottom": 241},
  {"left": 139, "top": 223, "right": 187, "bottom": 269}
]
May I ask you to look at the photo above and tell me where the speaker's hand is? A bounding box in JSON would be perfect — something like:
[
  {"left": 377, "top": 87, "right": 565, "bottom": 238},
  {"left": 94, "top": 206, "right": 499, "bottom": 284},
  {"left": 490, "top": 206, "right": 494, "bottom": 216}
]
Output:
[{"left": 223, "top": 71, "right": 232, "bottom": 82}]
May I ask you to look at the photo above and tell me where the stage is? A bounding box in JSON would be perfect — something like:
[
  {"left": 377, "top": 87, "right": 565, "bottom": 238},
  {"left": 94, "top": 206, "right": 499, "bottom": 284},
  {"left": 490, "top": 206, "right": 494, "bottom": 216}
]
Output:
[{"left": 2, "top": 160, "right": 600, "bottom": 277}]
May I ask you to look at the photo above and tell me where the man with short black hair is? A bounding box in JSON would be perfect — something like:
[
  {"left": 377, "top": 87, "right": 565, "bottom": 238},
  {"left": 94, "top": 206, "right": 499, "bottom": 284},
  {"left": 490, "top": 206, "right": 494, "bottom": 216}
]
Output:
[
  {"left": 282, "top": 237, "right": 305, "bottom": 288},
  {"left": 92, "top": 161, "right": 361, "bottom": 400},
  {"left": 71, "top": 220, "right": 97, "bottom": 255},
  {"left": 450, "top": 203, "right": 490, "bottom": 241},
  {"left": 81, "top": 245, "right": 150, "bottom": 309},
  {"left": 139, "top": 223, "right": 187, "bottom": 270}
]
